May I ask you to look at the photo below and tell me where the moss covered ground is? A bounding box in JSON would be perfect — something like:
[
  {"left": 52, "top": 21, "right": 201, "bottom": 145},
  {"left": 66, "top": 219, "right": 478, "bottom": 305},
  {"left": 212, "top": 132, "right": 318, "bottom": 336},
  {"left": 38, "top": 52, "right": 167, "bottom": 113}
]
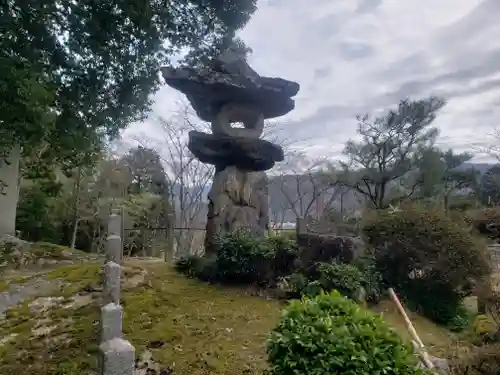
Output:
[{"left": 0, "top": 259, "right": 477, "bottom": 375}]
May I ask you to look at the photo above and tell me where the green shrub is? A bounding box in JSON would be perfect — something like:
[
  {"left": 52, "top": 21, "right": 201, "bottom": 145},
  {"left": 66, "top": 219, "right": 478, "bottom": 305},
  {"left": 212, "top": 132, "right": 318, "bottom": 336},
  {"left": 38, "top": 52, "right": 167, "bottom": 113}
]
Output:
[
  {"left": 304, "top": 262, "right": 363, "bottom": 300},
  {"left": 266, "top": 235, "right": 299, "bottom": 279},
  {"left": 214, "top": 230, "right": 275, "bottom": 284},
  {"left": 174, "top": 255, "right": 216, "bottom": 281},
  {"left": 278, "top": 272, "right": 308, "bottom": 298},
  {"left": 354, "top": 252, "right": 384, "bottom": 303},
  {"left": 279, "top": 262, "right": 366, "bottom": 301},
  {"left": 363, "top": 204, "right": 491, "bottom": 325},
  {"left": 267, "top": 291, "right": 423, "bottom": 375}
]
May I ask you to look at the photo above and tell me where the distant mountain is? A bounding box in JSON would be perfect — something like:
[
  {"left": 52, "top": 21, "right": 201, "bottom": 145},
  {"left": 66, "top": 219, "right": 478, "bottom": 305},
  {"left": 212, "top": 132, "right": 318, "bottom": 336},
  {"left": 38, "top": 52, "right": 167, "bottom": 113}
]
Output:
[
  {"left": 171, "top": 162, "right": 499, "bottom": 226},
  {"left": 457, "top": 162, "right": 497, "bottom": 175}
]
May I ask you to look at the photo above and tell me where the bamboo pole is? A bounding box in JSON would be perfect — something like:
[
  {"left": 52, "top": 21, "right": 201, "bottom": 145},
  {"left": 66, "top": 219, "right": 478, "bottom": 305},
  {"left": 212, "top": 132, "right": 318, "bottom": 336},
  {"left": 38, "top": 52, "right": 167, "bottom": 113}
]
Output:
[{"left": 388, "top": 288, "right": 435, "bottom": 370}]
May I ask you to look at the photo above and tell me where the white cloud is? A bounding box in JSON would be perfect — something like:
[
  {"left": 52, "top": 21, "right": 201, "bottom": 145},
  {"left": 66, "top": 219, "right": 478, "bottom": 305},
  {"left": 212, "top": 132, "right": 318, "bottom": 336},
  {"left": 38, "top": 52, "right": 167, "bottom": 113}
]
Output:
[{"left": 124, "top": 0, "right": 500, "bottom": 163}]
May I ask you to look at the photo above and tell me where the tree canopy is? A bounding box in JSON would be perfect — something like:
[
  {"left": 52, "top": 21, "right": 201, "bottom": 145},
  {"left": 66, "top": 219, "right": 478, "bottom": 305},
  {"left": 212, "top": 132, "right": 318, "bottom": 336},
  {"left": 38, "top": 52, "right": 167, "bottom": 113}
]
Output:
[
  {"left": 339, "top": 96, "right": 446, "bottom": 209},
  {"left": 0, "top": 0, "right": 257, "bottom": 166}
]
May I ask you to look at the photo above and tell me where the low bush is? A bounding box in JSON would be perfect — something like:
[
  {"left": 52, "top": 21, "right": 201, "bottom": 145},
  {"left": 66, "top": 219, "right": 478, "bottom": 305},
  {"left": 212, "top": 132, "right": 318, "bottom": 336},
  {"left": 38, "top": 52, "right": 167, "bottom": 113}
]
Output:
[
  {"left": 354, "top": 251, "right": 384, "bottom": 303},
  {"left": 174, "top": 255, "right": 217, "bottom": 282},
  {"left": 278, "top": 272, "right": 308, "bottom": 298},
  {"left": 267, "top": 291, "right": 422, "bottom": 375},
  {"left": 175, "top": 231, "right": 299, "bottom": 286},
  {"left": 363, "top": 204, "right": 491, "bottom": 326},
  {"left": 296, "top": 232, "right": 363, "bottom": 268},
  {"left": 279, "top": 262, "right": 366, "bottom": 301},
  {"left": 304, "top": 262, "right": 364, "bottom": 300},
  {"left": 214, "top": 230, "right": 275, "bottom": 284},
  {"left": 266, "top": 235, "right": 299, "bottom": 279}
]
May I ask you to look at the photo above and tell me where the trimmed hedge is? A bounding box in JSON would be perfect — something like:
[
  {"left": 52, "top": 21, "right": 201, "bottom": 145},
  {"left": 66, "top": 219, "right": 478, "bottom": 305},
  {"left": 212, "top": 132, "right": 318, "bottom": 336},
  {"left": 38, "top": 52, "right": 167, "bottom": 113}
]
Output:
[{"left": 267, "top": 291, "right": 423, "bottom": 375}]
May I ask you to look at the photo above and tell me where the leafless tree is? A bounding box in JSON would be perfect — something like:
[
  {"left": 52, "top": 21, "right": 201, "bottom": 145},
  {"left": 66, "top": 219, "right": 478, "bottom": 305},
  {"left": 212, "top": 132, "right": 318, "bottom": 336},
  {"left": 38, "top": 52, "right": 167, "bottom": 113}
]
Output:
[
  {"left": 272, "top": 151, "right": 345, "bottom": 225},
  {"left": 135, "top": 105, "right": 213, "bottom": 257}
]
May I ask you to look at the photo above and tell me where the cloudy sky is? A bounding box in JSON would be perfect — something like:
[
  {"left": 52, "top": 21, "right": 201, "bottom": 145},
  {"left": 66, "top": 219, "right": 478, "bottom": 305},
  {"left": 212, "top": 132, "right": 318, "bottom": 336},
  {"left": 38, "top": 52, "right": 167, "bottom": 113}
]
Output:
[{"left": 124, "top": 0, "right": 500, "bottom": 163}]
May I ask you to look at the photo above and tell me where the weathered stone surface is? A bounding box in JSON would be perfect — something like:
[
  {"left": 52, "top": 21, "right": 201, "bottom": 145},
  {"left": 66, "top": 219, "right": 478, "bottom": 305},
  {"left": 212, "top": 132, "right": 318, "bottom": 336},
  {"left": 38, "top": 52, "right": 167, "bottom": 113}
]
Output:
[
  {"left": 101, "top": 303, "right": 123, "bottom": 342},
  {"left": 108, "top": 212, "right": 121, "bottom": 237},
  {"left": 211, "top": 102, "right": 264, "bottom": 138},
  {"left": 160, "top": 59, "right": 299, "bottom": 122},
  {"left": 99, "top": 337, "right": 135, "bottom": 375},
  {"left": 106, "top": 235, "right": 122, "bottom": 263},
  {"left": 205, "top": 166, "right": 269, "bottom": 254},
  {"left": 296, "top": 233, "right": 364, "bottom": 267},
  {"left": 103, "top": 261, "right": 121, "bottom": 305},
  {"left": 188, "top": 131, "right": 284, "bottom": 171}
]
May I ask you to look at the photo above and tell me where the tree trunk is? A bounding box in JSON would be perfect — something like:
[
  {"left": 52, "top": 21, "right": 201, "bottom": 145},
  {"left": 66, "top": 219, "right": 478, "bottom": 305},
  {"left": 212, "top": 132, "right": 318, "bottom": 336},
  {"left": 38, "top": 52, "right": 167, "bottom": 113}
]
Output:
[
  {"left": 0, "top": 144, "right": 21, "bottom": 236},
  {"left": 70, "top": 218, "right": 80, "bottom": 249}
]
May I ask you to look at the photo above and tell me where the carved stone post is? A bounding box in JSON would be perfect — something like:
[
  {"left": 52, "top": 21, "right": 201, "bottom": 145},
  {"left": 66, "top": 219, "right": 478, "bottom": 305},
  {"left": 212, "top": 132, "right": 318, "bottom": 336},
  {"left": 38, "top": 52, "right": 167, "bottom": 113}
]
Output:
[{"left": 99, "top": 210, "right": 135, "bottom": 375}]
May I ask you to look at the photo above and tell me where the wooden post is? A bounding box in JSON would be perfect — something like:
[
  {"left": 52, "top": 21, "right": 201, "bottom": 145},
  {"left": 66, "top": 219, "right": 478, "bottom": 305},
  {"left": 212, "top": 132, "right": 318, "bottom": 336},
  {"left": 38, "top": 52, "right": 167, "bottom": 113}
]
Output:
[
  {"left": 388, "top": 288, "right": 435, "bottom": 370},
  {"left": 165, "top": 213, "right": 174, "bottom": 262}
]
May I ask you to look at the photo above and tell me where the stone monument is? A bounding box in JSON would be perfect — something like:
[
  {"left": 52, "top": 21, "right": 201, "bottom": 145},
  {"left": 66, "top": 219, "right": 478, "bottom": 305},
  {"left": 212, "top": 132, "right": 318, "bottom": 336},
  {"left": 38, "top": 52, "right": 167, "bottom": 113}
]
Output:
[{"left": 161, "top": 47, "right": 300, "bottom": 254}]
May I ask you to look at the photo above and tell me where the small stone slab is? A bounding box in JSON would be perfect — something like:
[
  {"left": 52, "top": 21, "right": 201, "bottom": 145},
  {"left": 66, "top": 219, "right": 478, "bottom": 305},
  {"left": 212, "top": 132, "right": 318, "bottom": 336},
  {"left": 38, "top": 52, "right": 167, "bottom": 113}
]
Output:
[
  {"left": 107, "top": 213, "right": 121, "bottom": 237},
  {"left": 103, "top": 261, "right": 121, "bottom": 305},
  {"left": 188, "top": 130, "right": 284, "bottom": 171},
  {"left": 161, "top": 66, "right": 300, "bottom": 122},
  {"left": 100, "top": 303, "right": 123, "bottom": 342},
  {"left": 99, "top": 337, "right": 135, "bottom": 375},
  {"left": 106, "top": 235, "right": 122, "bottom": 263}
]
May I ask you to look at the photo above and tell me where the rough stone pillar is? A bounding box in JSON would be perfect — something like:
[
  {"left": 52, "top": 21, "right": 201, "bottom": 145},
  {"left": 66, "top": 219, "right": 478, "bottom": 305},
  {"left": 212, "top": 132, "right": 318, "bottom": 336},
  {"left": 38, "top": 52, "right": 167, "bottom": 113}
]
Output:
[
  {"left": 99, "top": 338, "right": 135, "bottom": 375},
  {"left": 205, "top": 167, "right": 269, "bottom": 254},
  {"left": 0, "top": 144, "right": 21, "bottom": 236}
]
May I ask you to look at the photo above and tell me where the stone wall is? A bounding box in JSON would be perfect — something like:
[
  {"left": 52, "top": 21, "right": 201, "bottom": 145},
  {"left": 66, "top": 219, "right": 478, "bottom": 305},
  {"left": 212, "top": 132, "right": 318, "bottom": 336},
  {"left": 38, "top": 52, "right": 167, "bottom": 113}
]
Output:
[{"left": 99, "top": 208, "right": 136, "bottom": 375}]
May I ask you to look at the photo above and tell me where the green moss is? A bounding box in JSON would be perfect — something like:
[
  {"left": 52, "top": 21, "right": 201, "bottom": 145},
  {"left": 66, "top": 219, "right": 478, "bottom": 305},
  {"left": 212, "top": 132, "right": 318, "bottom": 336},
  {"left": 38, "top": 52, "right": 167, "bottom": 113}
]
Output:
[
  {"left": 0, "top": 259, "right": 473, "bottom": 375},
  {"left": 122, "top": 265, "right": 282, "bottom": 375},
  {"left": 31, "top": 242, "right": 87, "bottom": 259},
  {"left": 0, "top": 261, "right": 282, "bottom": 375},
  {"left": 0, "top": 275, "right": 36, "bottom": 292},
  {"left": 45, "top": 263, "right": 101, "bottom": 297}
]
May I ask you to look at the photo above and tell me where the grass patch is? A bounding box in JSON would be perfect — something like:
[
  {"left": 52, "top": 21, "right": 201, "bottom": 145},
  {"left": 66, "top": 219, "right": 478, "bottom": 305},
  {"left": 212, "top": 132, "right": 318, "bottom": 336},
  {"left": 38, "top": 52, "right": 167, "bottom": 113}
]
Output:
[
  {"left": 0, "top": 260, "right": 477, "bottom": 375},
  {"left": 122, "top": 264, "right": 282, "bottom": 375}
]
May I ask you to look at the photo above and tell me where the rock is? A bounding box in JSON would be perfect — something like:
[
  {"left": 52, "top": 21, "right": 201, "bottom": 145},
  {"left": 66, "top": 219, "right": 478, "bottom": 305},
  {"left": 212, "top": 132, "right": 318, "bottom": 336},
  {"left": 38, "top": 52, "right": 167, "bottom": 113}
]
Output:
[
  {"left": 296, "top": 233, "right": 364, "bottom": 267},
  {"left": 205, "top": 166, "right": 269, "bottom": 254},
  {"left": 161, "top": 65, "right": 299, "bottom": 122},
  {"left": 430, "top": 356, "right": 450, "bottom": 374},
  {"left": 188, "top": 131, "right": 284, "bottom": 171},
  {"left": 60, "top": 250, "right": 73, "bottom": 259}
]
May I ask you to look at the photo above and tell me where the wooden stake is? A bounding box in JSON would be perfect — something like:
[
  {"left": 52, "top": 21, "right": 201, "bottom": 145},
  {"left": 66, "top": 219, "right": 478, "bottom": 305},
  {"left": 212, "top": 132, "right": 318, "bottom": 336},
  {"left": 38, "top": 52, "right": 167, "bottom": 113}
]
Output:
[{"left": 388, "top": 288, "right": 435, "bottom": 370}]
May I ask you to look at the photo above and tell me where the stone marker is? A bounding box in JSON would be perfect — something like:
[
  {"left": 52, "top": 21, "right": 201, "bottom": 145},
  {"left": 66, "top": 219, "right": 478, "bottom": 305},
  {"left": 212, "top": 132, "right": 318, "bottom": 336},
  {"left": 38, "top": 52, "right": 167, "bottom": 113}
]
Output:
[
  {"left": 106, "top": 235, "right": 122, "bottom": 263},
  {"left": 103, "top": 261, "right": 121, "bottom": 305},
  {"left": 99, "top": 337, "right": 135, "bottom": 375},
  {"left": 108, "top": 211, "right": 121, "bottom": 237},
  {"left": 100, "top": 303, "right": 123, "bottom": 342},
  {"left": 161, "top": 43, "right": 300, "bottom": 254}
]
